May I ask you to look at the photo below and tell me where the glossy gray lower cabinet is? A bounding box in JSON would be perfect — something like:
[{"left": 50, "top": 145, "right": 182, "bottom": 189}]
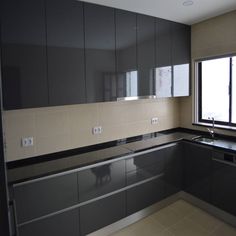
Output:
[
  {"left": 18, "top": 209, "right": 80, "bottom": 236},
  {"left": 211, "top": 151, "right": 236, "bottom": 216},
  {"left": 126, "top": 149, "right": 165, "bottom": 185},
  {"left": 164, "top": 143, "right": 183, "bottom": 197},
  {"left": 126, "top": 178, "right": 165, "bottom": 216},
  {"left": 80, "top": 192, "right": 126, "bottom": 235},
  {"left": 183, "top": 142, "right": 212, "bottom": 203},
  {"left": 13, "top": 173, "right": 78, "bottom": 224},
  {"left": 78, "top": 160, "right": 125, "bottom": 202}
]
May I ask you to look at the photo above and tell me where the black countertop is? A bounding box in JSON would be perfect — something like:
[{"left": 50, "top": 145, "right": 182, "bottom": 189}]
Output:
[
  {"left": 8, "top": 128, "right": 236, "bottom": 184},
  {"left": 7, "top": 131, "right": 198, "bottom": 184}
]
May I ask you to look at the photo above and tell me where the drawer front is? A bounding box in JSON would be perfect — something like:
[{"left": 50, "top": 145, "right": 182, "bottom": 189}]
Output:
[
  {"left": 80, "top": 192, "right": 126, "bottom": 235},
  {"left": 127, "top": 164, "right": 164, "bottom": 185},
  {"left": 126, "top": 177, "right": 165, "bottom": 216},
  {"left": 18, "top": 209, "right": 80, "bottom": 236},
  {"left": 14, "top": 173, "right": 78, "bottom": 224},
  {"left": 126, "top": 149, "right": 165, "bottom": 173},
  {"left": 78, "top": 160, "right": 126, "bottom": 202}
]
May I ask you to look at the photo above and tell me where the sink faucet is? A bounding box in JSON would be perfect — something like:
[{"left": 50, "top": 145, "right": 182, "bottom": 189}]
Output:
[{"left": 207, "top": 117, "right": 215, "bottom": 139}]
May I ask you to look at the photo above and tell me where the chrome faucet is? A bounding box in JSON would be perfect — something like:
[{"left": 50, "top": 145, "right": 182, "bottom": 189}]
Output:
[{"left": 207, "top": 117, "right": 215, "bottom": 139}]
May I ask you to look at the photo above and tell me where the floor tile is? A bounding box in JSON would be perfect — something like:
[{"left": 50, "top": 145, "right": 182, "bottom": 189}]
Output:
[
  {"left": 168, "top": 218, "right": 209, "bottom": 236},
  {"left": 210, "top": 223, "right": 236, "bottom": 236},
  {"left": 188, "top": 208, "right": 223, "bottom": 233}
]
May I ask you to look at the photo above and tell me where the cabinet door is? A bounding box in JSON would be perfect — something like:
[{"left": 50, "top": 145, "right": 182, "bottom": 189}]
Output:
[
  {"left": 126, "top": 178, "right": 165, "bottom": 216},
  {"left": 13, "top": 173, "right": 78, "bottom": 224},
  {"left": 211, "top": 152, "right": 236, "bottom": 216},
  {"left": 78, "top": 160, "right": 125, "bottom": 202},
  {"left": 164, "top": 143, "right": 183, "bottom": 197},
  {"left": 126, "top": 149, "right": 165, "bottom": 185},
  {"left": 171, "top": 23, "right": 190, "bottom": 97},
  {"left": 46, "top": 0, "right": 86, "bottom": 106},
  {"left": 1, "top": 0, "right": 48, "bottom": 109},
  {"left": 137, "top": 14, "right": 156, "bottom": 97},
  {"left": 183, "top": 143, "right": 212, "bottom": 203},
  {"left": 115, "top": 10, "right": 137, "bottom": 98},
  {"left": 18, "top": 209, "right": 80, "bottom": 236},
  {"left": 155, "top": 18, "right": 172, "bottom": 98},
  {"left": 84, "top": 3, "right": 116, "bottom": 103},
  {"left": 80, "top": 192, "right": 126, "bottom": 235}
]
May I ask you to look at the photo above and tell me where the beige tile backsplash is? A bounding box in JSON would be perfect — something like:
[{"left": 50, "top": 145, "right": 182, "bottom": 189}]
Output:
[{"left": 3, "top": 98, "right": 180, "bottom": 161}]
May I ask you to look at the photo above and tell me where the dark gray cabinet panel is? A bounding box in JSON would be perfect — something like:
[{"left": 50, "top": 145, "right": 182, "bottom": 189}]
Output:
[
  {"left": 155, "top": 18, "right": 172, "bottom": 98},
  {"left": 211, "top": 151, "right": 236, "bottom": 216},
  {"left": 126, "top": 177, "right": 165, "bottom": 216},
  {"left": 171, "top": 23, "right": 190, "bottom": 97},
  {"left": 126, "top": 149, "right": 165, "bottom": 185},
  {"left": 80, "top": 192, "right": 126, "bottom": 235},
  {"left": 137, "top": 14, "right": 156, "bottom": 96},
  {"left": 18, "top": 209, "right": 80, "bottom": 236},
  {"left": 1, "top": 0, "right": 48, "bottom": 109},
  {"left": 115, "top": 10, "right": 137, "bottom": 98},
  {"left": 183, "top": 143, "right": 212, "bottom": 203},
  {"left": 78, "top": 160, "right": 125, "bottom": 202},
  {"left": 84, "top": 3, "right": 116, "bottom": 102},
  {"left": 164, "top": 143, "right": 183, "bottom": 197},
  {"left": 14, "top": 173, "right": 78, "bottom": 224},
  {"left": 46, "top": 0, "right": 86, "bottom": 105}
]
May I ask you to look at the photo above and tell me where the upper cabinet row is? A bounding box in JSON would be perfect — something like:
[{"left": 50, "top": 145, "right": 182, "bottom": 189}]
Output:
[{"left": 0, "top": 0, "right": 190, "bottom": 110}]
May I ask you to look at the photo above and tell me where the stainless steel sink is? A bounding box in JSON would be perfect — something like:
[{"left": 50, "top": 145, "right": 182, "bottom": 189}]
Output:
[{"left": 194, "top": 136, "right": 215, "bottom": 144}]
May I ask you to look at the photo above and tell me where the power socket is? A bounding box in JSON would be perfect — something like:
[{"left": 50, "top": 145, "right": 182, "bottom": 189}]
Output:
[
  {"left": 151, "top": 117, "right": 158, "bottom": 125},
  {"left": 92, "top": 126, "right": 102, "bottom": 135},
  {"left": 21, "top": 137, "right": 34, "bottom": 147}
]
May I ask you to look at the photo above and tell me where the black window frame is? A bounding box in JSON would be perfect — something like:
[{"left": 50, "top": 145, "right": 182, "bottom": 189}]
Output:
[{"left": 198, "top": 55, "right": 236, "bottom": 127}]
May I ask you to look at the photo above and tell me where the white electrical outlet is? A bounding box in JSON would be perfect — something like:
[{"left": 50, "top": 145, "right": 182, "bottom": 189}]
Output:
[
  {"left": 151, "top": 117, "right": 158, "bottom": 125},
  {"left": 92, "top": 126, "right": 102, "bottom": 135},
  {"left": 21, "top": 137, "right": 34, "bottom": 147}
]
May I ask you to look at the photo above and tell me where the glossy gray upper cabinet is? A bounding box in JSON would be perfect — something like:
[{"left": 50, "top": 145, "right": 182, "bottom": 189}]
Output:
[
  {"left": 115, "top": 10, "right": 137, "bottom": 98},
  {"left": 155, "top": 18, "right": 172, "bottom": 98},
  {"left": 0, "top": 0, "right": 48, "bottom": 109},
  {"left": 137, "top": 14, "right": 156, "bottom": 97},
  {"left": 171, "top": 22, "right": 190, "bottom": 97},
  {"left": 84, "top": 3, "right": 116, "bottom": 103},
  {"left": 46, "top": 0, "right": 86, "bottom": 106}
]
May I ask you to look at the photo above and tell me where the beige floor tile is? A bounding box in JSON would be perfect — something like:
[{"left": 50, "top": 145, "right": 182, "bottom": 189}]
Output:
[
  {"left": 150, "top": 206, "right": 184, "bottom": 227},
  {"left": 210, "top": 223, "right": 236, "bottom": 236},
  {"left": 168, "top": 200, "right": 197, "bottom": 218},
  {"left": 168, "top": 218, "right": 209, "bottom": 236},
  {"left": 188, "top": 208, "right": 223, "bottom": 233}
]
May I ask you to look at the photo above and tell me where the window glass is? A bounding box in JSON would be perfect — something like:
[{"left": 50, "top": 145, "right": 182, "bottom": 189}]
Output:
[{"left": 201, "top": 58, "right": 230, "bottom": 122}]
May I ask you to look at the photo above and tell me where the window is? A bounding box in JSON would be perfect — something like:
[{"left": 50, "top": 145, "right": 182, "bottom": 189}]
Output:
[{"left": 198, "top": 55, "right": 236, "bottom": 127}]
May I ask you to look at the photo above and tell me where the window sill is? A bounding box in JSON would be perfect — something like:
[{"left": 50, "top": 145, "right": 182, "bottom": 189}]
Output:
[{"left": 192, "top": 122, "right": 236, "bottom": 132}]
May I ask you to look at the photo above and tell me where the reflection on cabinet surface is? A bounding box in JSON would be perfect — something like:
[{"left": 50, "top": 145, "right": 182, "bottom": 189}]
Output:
[
  {"left": 115, "top": 10, "right": 137, "bottom": 98},
  {"left": 46, "top": 0, "right": 86, "bottom": 106},
  {"left": 1, "top": 0, "right": 48, "bottom": 109},
  {"left": 84, "top": 3, "right": 116, "bottom": 103},
  {"left": 137, "top": 14, "right": 156, "bottom": 97}
]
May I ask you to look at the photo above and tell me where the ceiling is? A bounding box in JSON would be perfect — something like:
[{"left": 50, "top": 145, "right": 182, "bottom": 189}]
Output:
[{"left": 81, "top": 0, "right": 236, "bottom": 25}]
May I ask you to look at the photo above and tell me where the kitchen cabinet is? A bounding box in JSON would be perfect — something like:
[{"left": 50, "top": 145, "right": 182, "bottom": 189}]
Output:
[
  {"left": 80, "top": 192, "right": 126, "bottom": 235},
  {"left": 0, "top": 0, "right": 48, "bottom": 109},
  {"left": 78, "top": 160, "right": 126, "bottom": 202},
  {"left": 211, "top": 151, "right": 236, "bottom": 216},
  {"left": 13, "top": 173, "right": 78, "bottom": 224},
  {"left": 84, "top": 3, "right": 116, "bottom": 103},
  {"left": 171, "top": 22, "right": 190, "bottom": 97},
  {"left": 183, "top": 142, "right": 212, "bottom": 203},
  {"left": 155, "top": 18, "right": 172, "bottom": 98},
  {"left": 126, "top": 178, "right": 165, "bottom": 216},
  {"left": 137, "top": 14, "right": 156, "bottom": 97},
  {"left": 115, "top": 10, "right": 137, "bottom": 98},
  {"left": 164, "top": 143, "right": 183, "bottom": 197},
  {"left": 18, "top": 209, "right": 80, "bottom": 236},
  {"left": 46, "top": 0, "right": 86, "bottom": 106}
]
